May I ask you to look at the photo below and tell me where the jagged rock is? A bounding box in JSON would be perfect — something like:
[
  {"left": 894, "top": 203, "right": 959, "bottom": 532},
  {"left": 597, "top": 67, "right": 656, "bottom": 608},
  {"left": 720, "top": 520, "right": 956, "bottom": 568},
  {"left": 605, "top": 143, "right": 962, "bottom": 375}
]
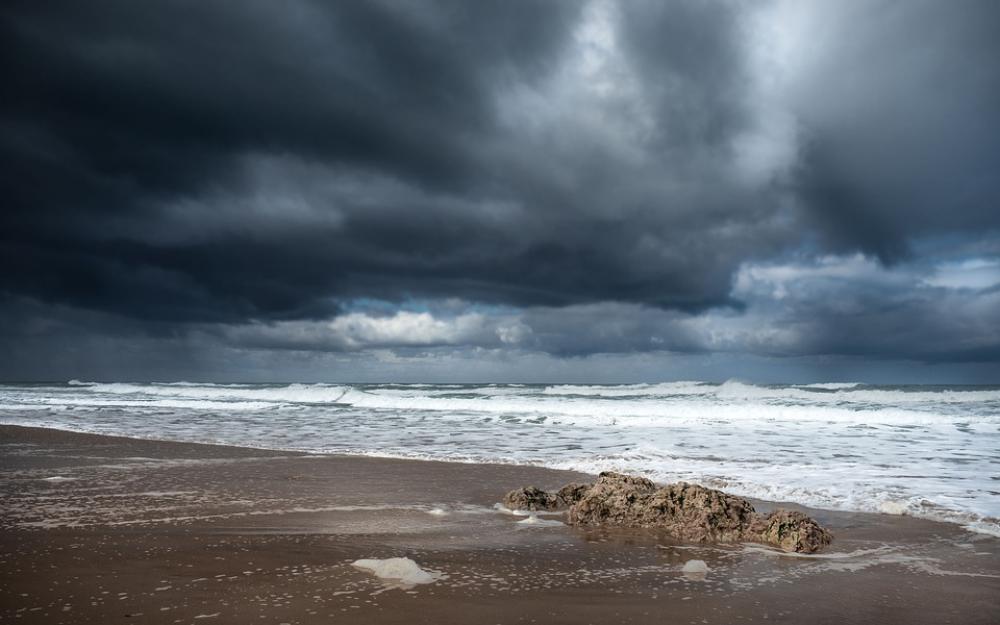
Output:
[
  {"left": 505, "top": 472, "right": 832, "bottom": 553},
  {"left": 568, "top": 475, "right": 757, "bottom": 544},
  {"left": 635, "top": 482, "right": 757, "bottom": 543},
  {"left": 503, "top": 486, "right": 558, "bottom": 511},
  {"left": 567, "top": 472, "right": 656, "bottom": 524},
  {"left": 555, "top": 483, "right": 592, "bottom": 507},
  {"left": 749, "top": 509, "right": 833, "bottom": 554},
  {"left": 503, "top": 482, "right": 594, "bottom": 511}
]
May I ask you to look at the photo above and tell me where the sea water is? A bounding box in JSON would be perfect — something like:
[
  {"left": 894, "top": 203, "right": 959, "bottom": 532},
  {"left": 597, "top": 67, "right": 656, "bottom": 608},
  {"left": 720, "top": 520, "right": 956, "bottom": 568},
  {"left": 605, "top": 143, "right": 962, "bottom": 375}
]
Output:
[{"left": 1, "top": 380, "right": 997, "bottom": 535}]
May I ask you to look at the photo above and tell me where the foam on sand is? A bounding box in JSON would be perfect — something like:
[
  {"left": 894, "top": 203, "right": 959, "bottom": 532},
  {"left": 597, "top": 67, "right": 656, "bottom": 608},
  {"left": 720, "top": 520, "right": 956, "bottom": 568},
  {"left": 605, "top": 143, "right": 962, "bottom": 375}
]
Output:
[
  {"left": 878, "top": 500, "right": 909, "bottom": 515},
  {"left": 492, "top": 503, "right": 532, "bottom": 516},
  {"left": 516, "top": 513, "right": 565, "bottom": 527},
  {"left": 351, "top": 558, "right": 436, "bottom": 586},
  {"left": 681, "top": 559, "right": 709, "bottom": 580}
]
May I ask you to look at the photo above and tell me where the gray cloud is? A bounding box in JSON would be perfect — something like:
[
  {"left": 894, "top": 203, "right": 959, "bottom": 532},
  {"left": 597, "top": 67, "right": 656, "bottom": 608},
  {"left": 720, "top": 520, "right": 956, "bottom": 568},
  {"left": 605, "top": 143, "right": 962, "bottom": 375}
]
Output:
[
  {"left": 1, "top": 0, "right": 999, "bottom": 379},
  {"left": 78, "top": 252, "right": 985, "bottom": 367},
  {"left": 1, "top": 0, "right": 791, "bottom": 319},
  {"left": 781, "top": 0, "right": 1000, "bottom": 259}
]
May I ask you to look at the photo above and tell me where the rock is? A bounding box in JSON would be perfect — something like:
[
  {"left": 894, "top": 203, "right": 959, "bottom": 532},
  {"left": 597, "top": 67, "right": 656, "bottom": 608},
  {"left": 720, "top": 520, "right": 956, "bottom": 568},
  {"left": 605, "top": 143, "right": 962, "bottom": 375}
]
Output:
[
  {"left": 569, "top": 475, "right": 756, "bottom": 544},
  {"left": 567, "top": 472, "right": 656, "bottom": 525},
  {"left": 749, "top": 509, "right": 833, "bottom": 554},
  {"left": 637, "top": 482, "right": 757, "bottom": 543},
  {"left": 504, "top": 472, "right": 833, "bottom": 553},
  {"left": 503, "top": 486, "right": 559, "bottom": 511},
  {"left": 503, "top": 482, "right": 593, "bottom": 511},
  {"left": 555, "top": 483, "right": 592, "bottom": 507}
]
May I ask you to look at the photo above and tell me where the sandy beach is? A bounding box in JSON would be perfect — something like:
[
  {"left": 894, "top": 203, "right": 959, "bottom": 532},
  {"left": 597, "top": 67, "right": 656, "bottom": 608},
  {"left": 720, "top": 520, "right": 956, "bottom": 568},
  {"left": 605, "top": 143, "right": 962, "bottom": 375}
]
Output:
[{"left": 1, "top": 424, "right": 998, "bottom": 624}]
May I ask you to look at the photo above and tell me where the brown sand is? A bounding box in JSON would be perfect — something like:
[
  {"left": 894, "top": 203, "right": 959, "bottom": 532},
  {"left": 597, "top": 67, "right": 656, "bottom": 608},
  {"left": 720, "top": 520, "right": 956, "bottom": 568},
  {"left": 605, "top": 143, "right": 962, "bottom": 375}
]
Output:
[{"left": 1, "top": 424, "right": 998, "bottom": 624}]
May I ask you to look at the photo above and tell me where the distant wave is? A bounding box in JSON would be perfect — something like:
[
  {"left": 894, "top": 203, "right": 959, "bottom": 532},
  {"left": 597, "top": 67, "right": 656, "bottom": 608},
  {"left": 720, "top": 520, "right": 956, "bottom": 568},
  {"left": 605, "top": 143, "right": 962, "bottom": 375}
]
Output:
[
  {"left": 73, "top": 382, "right": 352, "bottom": 404},
  {"left": 541, "top": 382, "right": 712, "bottom": 397},
  {"left": 794, "top": 382, "right": 861, "bottom": 390},
  {"left": 712, "top": 380, "right": 1000, "bottom": 404},
  {"left": 53, "top": 380, "right": 1000, "bottom": 411}
]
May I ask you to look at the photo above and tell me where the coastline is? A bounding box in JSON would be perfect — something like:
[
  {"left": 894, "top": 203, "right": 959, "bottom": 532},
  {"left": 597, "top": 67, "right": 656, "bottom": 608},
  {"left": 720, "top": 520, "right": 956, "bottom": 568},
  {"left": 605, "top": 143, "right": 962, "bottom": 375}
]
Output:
[
  {"left": 2, "top": 424, "right": 998, "bottom": 624},
  {"left": 5, "top": 380, "right": 996, "bottom": 537}
]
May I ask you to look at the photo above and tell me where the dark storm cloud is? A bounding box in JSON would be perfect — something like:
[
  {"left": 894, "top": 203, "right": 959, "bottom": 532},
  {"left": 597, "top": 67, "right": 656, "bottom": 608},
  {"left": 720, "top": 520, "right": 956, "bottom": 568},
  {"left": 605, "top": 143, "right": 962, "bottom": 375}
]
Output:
[
  {"left": 1, "top": 0, "right": 999, "bottom": 374},
  {"left": 1, "top": 0, "right": 582, "bottom": 318},
  {"left": 786, "top": 0, "right": 1000, "bottom": 261},
  {"left": 2, "top": 0, "right": 788, "bottom": 322}
]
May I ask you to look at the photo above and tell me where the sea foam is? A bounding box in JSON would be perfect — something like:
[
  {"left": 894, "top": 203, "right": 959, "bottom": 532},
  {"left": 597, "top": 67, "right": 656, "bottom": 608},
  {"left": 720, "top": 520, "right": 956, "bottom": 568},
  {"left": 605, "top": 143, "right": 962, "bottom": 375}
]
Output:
[
  {"left": 681, "top": 560, "right": 709, "bottom": 580},
  {"left": 351, "top": 558, "right": 436, "bottom": 586}
]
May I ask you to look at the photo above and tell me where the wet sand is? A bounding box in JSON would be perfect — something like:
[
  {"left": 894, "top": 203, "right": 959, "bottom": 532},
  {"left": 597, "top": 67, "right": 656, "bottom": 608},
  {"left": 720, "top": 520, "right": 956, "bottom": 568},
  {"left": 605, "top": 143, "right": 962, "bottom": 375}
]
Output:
[{"left": 1, "top": 424, "right": 998, "bottom": 624}]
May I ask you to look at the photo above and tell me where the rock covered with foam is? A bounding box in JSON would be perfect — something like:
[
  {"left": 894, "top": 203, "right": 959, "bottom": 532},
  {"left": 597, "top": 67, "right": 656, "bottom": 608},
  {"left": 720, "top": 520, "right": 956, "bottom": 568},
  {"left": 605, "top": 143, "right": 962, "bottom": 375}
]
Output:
[{"left": 504, "top": 472, "right": 833, "bottom": 553}]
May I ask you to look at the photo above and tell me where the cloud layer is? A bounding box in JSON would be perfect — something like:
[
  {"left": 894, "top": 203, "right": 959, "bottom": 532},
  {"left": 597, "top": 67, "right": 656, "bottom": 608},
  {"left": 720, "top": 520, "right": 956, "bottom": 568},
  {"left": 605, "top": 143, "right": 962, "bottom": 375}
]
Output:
[{"left": 1, "top": 0, "right": 998, "bottom": 380}]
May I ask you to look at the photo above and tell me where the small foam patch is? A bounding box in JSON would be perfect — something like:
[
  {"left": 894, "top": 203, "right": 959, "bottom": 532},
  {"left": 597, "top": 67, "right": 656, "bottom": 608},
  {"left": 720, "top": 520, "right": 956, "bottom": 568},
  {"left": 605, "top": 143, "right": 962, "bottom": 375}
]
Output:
[
  {"left": 681, "top": 559, "right": 709, "bottom": 580},
  {"left": 493, "top": 503, "right": 531, "bottom": 516},
  {"left": 351, "top": 558, "right": 436, "bottom": 586},
  {"left": 516, "top": 513, "right": 564, "bottom": 527},
  {"left": 879, "top": 500, "right": 909, "bottom": 515}
]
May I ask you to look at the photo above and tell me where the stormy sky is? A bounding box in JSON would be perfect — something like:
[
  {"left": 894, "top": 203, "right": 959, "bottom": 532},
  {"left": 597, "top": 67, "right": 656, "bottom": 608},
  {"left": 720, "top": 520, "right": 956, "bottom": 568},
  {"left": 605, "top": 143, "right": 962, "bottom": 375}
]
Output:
[{"left": 2, "top": 0, "right": 999, "bottom": 383}]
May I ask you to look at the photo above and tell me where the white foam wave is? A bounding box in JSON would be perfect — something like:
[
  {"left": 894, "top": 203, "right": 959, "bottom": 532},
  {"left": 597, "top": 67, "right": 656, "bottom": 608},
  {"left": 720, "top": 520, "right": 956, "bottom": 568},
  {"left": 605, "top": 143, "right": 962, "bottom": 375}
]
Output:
[
  {"left": 41, "top": 381, "right": 1000, "bottom": 412},
  {"left": 74, "top": 382, "right": 352, "bottom": 404},
  {"left": 336, "top": 388, "right": 985, "bottom": 426},
  {"left": 541, "top": 382, "right": 712, "bottom": 397},
  {"left": 963, "top": 521, "right": 1000, "bottom": 538},
  {"left": 4, "top": 397, "right": 273, "bottom": 411},
  {"left": 712, "top": 380, "right": 1000, "bottom": 405},
  {"left": 794, "top": 382, "right": 861, "bottom": 390}
]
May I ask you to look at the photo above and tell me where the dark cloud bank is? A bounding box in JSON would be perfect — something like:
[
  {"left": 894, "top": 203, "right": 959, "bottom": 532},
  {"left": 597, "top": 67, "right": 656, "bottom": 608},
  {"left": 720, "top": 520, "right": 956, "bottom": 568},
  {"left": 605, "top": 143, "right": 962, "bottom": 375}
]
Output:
[{"left": 1, "top": 0, "right": 999, "bottom": 382}]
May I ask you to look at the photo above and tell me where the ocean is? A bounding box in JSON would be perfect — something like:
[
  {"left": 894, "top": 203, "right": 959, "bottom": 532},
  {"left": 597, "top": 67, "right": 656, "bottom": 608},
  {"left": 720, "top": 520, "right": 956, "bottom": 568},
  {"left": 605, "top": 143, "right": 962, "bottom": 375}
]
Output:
[{"left": 1, "top": 380, "right": 997, "bottom": 536}]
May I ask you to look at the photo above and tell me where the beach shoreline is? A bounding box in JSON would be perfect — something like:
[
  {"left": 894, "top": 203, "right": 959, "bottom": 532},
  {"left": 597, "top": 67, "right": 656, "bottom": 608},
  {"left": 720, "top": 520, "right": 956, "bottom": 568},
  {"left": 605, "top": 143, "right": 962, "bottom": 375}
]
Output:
[
  {"left": 2, "top": 424, "right": 998, "bottom": 624},
  {"left": 4, "top": 380, "right": 995, "bottom": 536}
]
